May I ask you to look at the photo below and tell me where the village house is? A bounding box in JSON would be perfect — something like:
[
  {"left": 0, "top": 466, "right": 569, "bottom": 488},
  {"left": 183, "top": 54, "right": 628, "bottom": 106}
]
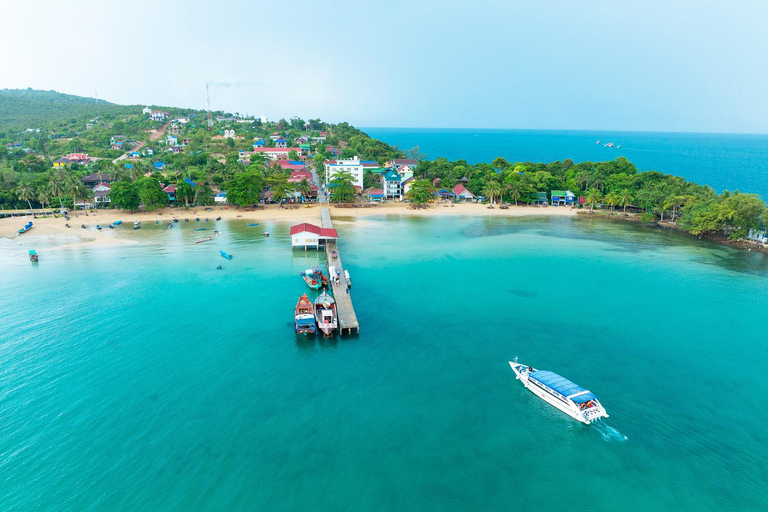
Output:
[
  {"left": 550, "top": 190, "right": 576, "bottom": 206},
  {"left": 289, "top": 223, "right": 338, "bottom": 250},
  {"left": 82, "top": 173, "right": 113, "bottom": 187},
  {"left": 253, "top": 139, "right": 265, "bottom": 148},
  {"left": 531, "top": 192, "right": 549, "bottom": 206},
  {"left": 66, "top": 153, "right": 91, "bottom": 165},
  {"left": 224, "top": 129, "right": 235, "bottom": 138},
  {"left": 279, "top": 161, "right": 307, "bottom": 171},
  {"left": 324, "top": 156, "right": 364, "bottom": 189},
  {"left": 383, "top": 170, "right": 403, "bottom": 200},
  {"left": 452, "top": 184, "right": 476, "bottom": 202},
  {"left": 150, "top": 111, "right": 169, "bottom": 121},
  {"left": 93, "top": 183, "right": 111, "bottom": 206},
  {"left": 299, "top": 143, "right": 311, "bottom": 155},
  {"left": 366, "top": 188, "right": 385, "bottom": 202},
  {"left": 275, "top": 139, "right": 288, "bottom": 148},
  {"left": 238, "top": 150, "right": 251, "bottom": 163},
  {"left": 269, "top": 132, "right": 282, "bottom": 141},
  {"left": 388, "top": 158, "right": 419, "bottom": 170},
  {"left": 129, "top": 151, "right": 141, "bottom": 158},
  {"left": 142, "top": 106, "right": 152, "bottom": 115},
  {"left": 402, "top": 177, "right": 415, "bottom": 196},
  {"left": 398, "top": 164, "right": 415, "bottom": 181},
  {"left": 252, "top": 147, "right": 302, "bottom": 161},
  {"left": 162, "top": 184, "right": 177, "bottom": 202},
  {"left": 53, "top": 157, "right": 74, "bottom": 167}
]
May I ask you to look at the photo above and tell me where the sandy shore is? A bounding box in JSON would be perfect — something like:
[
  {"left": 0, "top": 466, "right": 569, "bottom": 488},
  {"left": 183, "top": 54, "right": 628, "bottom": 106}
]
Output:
[{"left": 0, "top": 202, "right": 575, "bottom": 241}]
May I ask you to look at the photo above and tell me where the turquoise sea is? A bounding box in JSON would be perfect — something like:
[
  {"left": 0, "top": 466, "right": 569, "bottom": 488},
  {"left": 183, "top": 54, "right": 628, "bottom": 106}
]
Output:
[
  {"left": 2, "top": 216, "right": 768, "bottom": 510},
  {"left": 363, "top": 128, "right": 768, "bottom": 198}
]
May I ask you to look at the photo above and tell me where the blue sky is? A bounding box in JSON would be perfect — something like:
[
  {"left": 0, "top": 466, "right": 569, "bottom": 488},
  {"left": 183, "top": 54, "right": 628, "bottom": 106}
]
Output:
[{"left": 3, "top": 0, "right": 767, "bottom": 133}]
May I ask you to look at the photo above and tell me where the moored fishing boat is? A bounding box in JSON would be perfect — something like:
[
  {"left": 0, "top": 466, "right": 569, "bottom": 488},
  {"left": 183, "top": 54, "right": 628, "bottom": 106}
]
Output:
[
  {"left": 302, "top": 268, "right": 322, "bottom": 290},
  {"left": 28, "top": 249, "right": 38, "bottom": 262},
  {"left": 314, "top": 292, "right": 338, "bottom": 336},
  {"left": 113, "top": 220, "right": 123, "bottom": 225},
  {"left": 509, "top": 358, "right": 608, "bottom": 424},
  {"left": 194, "top": 236, "right": 212, "bottom": 244},
  {"left": 294, "top": 293, "right": 316, "bottom": 335},
  {"left": 220, "top": 250, "right": 233, "bottom": 260}
]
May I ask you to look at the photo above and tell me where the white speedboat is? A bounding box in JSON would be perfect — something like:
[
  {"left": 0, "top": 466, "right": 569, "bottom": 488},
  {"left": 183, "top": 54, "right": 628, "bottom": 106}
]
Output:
[{"left": 509, "top": 358, "right": 608, "bottom": 424}]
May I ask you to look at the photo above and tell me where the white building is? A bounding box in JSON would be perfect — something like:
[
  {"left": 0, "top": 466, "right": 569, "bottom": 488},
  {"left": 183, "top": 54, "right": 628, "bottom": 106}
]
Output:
[
  {"left": 224, "top": 129, "right": 236, "bottom": 138},
  {"left": 290, "top": 223, "right": 338, "bottom": 250},
  {"left": 142, "top": 106, "right": 152, "bottom": 115},
  {"left": 325, "top": 156, "right": 363, "bottom": 189}
]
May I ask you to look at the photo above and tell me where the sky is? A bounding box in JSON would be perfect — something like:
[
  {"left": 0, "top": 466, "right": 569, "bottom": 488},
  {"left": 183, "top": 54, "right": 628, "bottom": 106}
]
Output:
[{"left": 3, "top": 0, "right": 768, "bottom": 133}]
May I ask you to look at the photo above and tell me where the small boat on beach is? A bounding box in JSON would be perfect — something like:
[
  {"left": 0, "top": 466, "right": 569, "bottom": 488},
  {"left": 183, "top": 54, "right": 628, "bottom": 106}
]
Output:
[
  {"left": 194, "top": 236, "right": 212, "bottom": 244},
  {"left": 134, "top": 221, "right": 140, "bottom": 226},
  {"left": 28, "top": 249, "right": 38, "bottom": 262},
  {"left": 113, "top": 220, "right": 123, "bottom": 225},
  {"left": 216, "top": 217, "right": 221, "bottom": 221},
  {"left": 509, "top": 358, "right": 608, "bottom": 425},
  {"left": 220, "top": 250, "right": 233, "bottom": 260},
  {"left": 133, "top": 225, "right": 140, "bottom": 230},
  {"left": 17, "top": 221, "right": 33, "bottom": 234},
  {"left": 314, "top": 292, "right": 338, "bottom": 337},
  {"left": 108, "top": 224, "right": 114, "bottom": 229},
  {"left": 173, "top": 218, "right": 179, "bottom": 223},
  {"left": 96, "top": 225, "right": 102, "bottom": 230},
  {"left": 247, "top": 223, "right": 259, "bottom": 227},
  {"left": 294, "top": 294, "right": 316, "bottom": 335}
]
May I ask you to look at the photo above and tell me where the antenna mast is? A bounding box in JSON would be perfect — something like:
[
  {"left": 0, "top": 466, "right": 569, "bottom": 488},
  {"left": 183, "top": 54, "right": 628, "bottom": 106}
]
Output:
[{"left": 206, "top": 82, "right": 213, "bottom": 131}]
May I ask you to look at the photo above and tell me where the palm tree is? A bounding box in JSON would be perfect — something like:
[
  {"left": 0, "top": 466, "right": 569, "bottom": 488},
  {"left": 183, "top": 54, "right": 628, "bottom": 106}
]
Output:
[
  {"left": 507, "top": 180, "right": 524, "bottom": 205},
  {"left": 483, "top": 181, "right": 502, "bottom": 204},
  {"left": 575, "top": 171, "right": 590, "bottom": 191},
  {"left": 604, "top": 191, "right": 619, "bottom": 213},
  {"left": 662, "top": 195, "right": 677, "bottom": 222},
  {"left": 591, "top": 174, "right": 604, "bottom": 193},
  {"left": 585, "top": 188, "right": 602, "bottom": 213},
  {"left": 37, "top": 189, "right": 51, "bottom": 215},
  {"left": 68, "top": 176, "right": 89, "bottom": 216},
  {"left": 16, "top": 183, "right": 35, "bottom": 211},
  {"left": 298, "top": 178, "right": 313, "bottom": 202},
  {"left": 619, "top": 188, "right": 633, "bottom": 213},
  {"left": 50, "top": 169, "right": 66, "bottom": 209}
]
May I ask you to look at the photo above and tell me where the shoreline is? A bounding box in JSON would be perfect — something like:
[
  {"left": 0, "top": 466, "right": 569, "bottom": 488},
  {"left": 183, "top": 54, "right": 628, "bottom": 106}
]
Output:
[
  {"left": 0, "top": 203, "right": 575, "bottom": 242},
  {"left": 576, "top": 210, "right": 768, "bottom": 254}
]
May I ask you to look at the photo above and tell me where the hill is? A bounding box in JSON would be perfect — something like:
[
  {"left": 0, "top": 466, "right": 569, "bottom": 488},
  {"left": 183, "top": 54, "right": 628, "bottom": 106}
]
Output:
[{"left": 0, "top": 89, "right": 140, "bottom": 131}]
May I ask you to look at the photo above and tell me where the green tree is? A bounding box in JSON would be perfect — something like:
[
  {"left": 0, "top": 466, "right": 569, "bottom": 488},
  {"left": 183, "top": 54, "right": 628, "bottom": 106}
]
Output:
[
  {"left": 108, "top": 181, "right": 140, "bottom": 210},
  {"left": 135, "top": 177, "right": 168, "bottom": 211},
  {"left": 584, "top": 188, "right": 602, "bottom": 213},
  {"left": 226, "top": 137, "right": 235, "bottom": 148},
  {"left": 298, "top": 178, "right": 313, "bottom": 202},
  {"left": 492, "top": 157, "right": 510, "bottom": 172},
  {"left": 483, "top": 181, "right": 502, "bottom": 204},
  {"left": 604, "top": 191, "right": 619, "bottom": 212},
  {"left": 619, "top": 188, "right": 633, "bottom": 213},
  {"left": 15, "top": 183, "right": 34, "bottom": 211},
  {"left": 225, "top": 171, "right": 264, "bottom": 206},
  {"left": 405, "top": 179, "right": 434, "bottom": 207},
  {"left": 507, "top": 180, "right": 526, "bottom": 205},
  {"left": 329, "top": 170, "right": 356, "bottom": 203},
  {"left": 175, "top": 181, "right": 195, "bottom": 207}
]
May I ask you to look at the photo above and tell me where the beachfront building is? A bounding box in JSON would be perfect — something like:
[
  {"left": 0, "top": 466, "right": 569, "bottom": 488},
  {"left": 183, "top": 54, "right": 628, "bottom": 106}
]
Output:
[
  {"left": 398, "top": 165, "right": 415, "bottom": 181},
  {"left": 531, "top": 192, "right": 549, "bottom": 206},
  {"left": 215, "top": 192, "right": 227, "bottom": 204},
  {"left": 162, "top": 184, "right": 177, "bottom": 202},
  {"left": 324, "top": 156, "right": 364, "bottom": 189},
  {"left": 452, "top": 184, "right": 476, "bottom": 202},
  {"left": 93, "top": 183, "right": 111, "bottom": 206},
  {"left": 366, "top": 188, "right": 384, "bottom": 202},
  {"left": 551, "top": 190, "right": 577, "bottom": 206},
  {"left": 748, "top": 227, "right": 767, "bottom": 244},
  {"left": 290, "top": 223, "right": 338, "bottom": 250},
  {"left": 383, "top": 170, "right": 403, "bottom": 200}
]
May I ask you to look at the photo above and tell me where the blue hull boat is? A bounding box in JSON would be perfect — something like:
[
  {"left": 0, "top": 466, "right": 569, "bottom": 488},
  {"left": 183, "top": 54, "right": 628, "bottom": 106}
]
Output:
[{"left": 220, "top": 250, "right": 233, "bottom": 260}]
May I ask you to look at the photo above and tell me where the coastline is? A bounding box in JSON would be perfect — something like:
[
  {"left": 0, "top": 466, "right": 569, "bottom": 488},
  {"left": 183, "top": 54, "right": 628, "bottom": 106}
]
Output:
[
  {"left": 576, "top": 210, "right": 768, "bottom": 254},
  {"left": 0, "top": 203, "right": 576, "bottom": 242}
]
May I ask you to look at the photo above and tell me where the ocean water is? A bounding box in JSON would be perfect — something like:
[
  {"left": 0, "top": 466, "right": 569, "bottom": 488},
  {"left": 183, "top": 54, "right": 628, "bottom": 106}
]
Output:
[
  {"left": 363, "top": 128, "right": 768, "bottom": 198},
  {"left": 2, "top": 216, "right": 768, "bottom": 511}
]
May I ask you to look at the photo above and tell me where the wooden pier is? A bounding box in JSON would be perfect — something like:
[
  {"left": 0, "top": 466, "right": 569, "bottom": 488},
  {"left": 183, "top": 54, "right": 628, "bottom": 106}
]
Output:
[{"left": 321, "top": 206, "right": 359, "bottom": 335}]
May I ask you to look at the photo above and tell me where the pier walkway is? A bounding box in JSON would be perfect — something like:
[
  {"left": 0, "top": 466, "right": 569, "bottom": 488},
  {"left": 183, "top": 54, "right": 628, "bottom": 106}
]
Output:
[{"left": 321, "top": 204, "right": 359, "bottom": 335}]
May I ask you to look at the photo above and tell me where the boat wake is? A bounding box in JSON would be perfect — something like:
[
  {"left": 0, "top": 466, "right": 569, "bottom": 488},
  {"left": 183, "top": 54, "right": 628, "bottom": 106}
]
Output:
[{"left": 592, "top": 419, "right": 628, "bottom": 442}]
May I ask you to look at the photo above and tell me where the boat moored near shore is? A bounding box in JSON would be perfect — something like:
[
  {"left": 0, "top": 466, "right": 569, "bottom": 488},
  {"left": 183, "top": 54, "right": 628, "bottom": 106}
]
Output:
[
  {"left": 294, "top": 293, "right": 316, "bottom": 335},
  {"left": 314, "top": 292, "right": 338, "bottom": 337},
  {"left": 509, "top": 359, "right": 608, "bottom": 424}
]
